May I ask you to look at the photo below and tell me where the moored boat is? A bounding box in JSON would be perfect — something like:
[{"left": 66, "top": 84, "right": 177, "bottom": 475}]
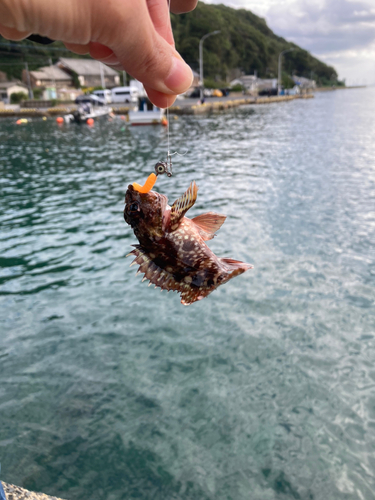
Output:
[
  {"left": 65, "top": 95, "right": 112, "bottom": 124},
  {"left": 128, "top": 97, "right": 167, "bottom": 126}
]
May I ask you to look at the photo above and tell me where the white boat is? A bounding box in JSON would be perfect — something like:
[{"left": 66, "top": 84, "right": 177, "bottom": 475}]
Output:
[
  {"left": 128, "top": 97, "right": 167, "bottom": 126},
  {"left": 65, "top": 95, "right": 112, "bottom": 124}
]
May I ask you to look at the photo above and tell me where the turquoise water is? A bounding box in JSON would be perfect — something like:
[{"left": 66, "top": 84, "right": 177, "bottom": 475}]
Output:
[{"left": 1, "top": 89, "right": 375, "bottom": 500}]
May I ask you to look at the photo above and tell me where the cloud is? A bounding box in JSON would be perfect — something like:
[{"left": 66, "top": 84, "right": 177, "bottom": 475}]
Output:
[
  {"left": 204, "top": 0, "right": 375, "bottom": 84},
  {"left": 265, "top": 0, "right": 375, "bottom": 83},
  {"left": 266, "top": 0, "right": 375, "bottom": 52}
]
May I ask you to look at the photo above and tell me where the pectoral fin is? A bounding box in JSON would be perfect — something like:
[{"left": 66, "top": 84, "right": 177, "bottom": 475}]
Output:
[
  {"left": 170, "top": 181, "right": 198, "bottom": 226},
  {"left": 192, "top": 212, "right": 226, "bottom": 240}
]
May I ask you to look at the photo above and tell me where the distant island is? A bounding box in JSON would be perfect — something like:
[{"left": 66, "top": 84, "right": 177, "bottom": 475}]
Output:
[{"left": 0, "top": 1, "right": 342, "bottom": 89}]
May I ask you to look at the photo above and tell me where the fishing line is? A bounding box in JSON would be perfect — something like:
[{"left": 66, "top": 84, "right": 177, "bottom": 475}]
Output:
[
  {"left": 166, "top": 0, "right": 171, "bottom": 163},
  {"left": 164, "top": 0, "right": 188, "bottom": 175}
]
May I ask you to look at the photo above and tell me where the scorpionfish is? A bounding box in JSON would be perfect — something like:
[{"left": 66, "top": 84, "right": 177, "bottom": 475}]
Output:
[{"left": 124, "top": 178, "right": 252, "bottom": 305}]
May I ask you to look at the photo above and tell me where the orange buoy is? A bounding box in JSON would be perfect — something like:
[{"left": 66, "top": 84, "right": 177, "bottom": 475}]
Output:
[
  {"left": 56, "top": 116, "right": 64, "bottom": 124},
  {"left": 161, "top": 118, "right": 168, "bottom": 127},
  {"left": 133, "top": 173, "right": 157, "bottom": 193},
  {"left": 87, "top": 118, "right": 94, "bottom": 126},
  {"left": 120, "top": 115, "right": 126, "bottom": 120},
  {"left": 16, "top": 119, "right": 22, "bottom": 125}
]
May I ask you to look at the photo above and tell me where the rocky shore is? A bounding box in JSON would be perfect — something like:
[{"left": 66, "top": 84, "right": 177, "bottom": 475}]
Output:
[{"left": 1, "top": 483, "right": 66, "bottom": 500}]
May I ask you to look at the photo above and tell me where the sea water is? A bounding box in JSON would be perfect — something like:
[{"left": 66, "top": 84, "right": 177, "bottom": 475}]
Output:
[{"left": 0, "top": 88, "right": 374, "bottom": 500}]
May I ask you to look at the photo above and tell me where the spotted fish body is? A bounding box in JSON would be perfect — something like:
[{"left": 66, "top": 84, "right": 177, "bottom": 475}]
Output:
[{"left": 124, "top": 181, "right": 252, "bottom": 305}]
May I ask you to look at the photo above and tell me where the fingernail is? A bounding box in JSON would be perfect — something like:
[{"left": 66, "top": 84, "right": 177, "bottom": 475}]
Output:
[{"left": 164, "top": 56, "right": 193, "bottom": 93}]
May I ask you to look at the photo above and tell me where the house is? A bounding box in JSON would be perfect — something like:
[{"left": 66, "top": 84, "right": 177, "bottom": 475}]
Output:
[
  {"left": 230, "top": 76, "right": 277, "bottom": 95},
  {"left": 292, "top": 76, "right": 316, "bottom": 90},
  {"left": 0, "top": 80, "right": 29, "bottom": 103},
  {"left": 230, "top": 75, "right": 258, "bottom": 92},
  {"left": 25, "top": 65, "right": 73, "bottom": 89},
  {"left": 191, "top": 70, "right": 200, "bottom": 87},
  {"left": 57, "top": 58, "right": 120, "bottom": 88},
  {"left": 256, "top": 78, "right": 278, "bottom": 91}
]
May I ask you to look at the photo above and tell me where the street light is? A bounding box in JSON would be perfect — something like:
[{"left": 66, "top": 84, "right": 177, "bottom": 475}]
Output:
[
  {"left": 278, "top": 48, "right": 295, "bottom": 95},
  {"left": 199, "top": 30, "right": 221, "bottom": 101}
]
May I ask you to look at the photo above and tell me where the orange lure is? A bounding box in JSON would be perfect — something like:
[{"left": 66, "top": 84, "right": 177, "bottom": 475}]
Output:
[{"left": 133, "top": 173, "right": 157, "bottom": 193}]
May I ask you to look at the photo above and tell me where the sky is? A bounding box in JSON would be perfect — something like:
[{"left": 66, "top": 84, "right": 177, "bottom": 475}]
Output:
[{"left": 204, "top": 0, "right": 375, "bottom": 85}]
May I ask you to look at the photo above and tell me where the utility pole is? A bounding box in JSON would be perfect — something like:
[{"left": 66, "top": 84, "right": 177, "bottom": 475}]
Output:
[
  {"left": 24, "top": 62, "right": 33, "bottom": 99},
  {"left": 199, "top": 30, "right": 220, "bottom": 101},
  {"left": 100, "top": 63, "right": 106, "bottom": 89},
  {"left": 49, "top": 57, "right": 56, "bottom": 98},
  {"left": 122, "top": 71, "right": 127, "bottom": 86}
]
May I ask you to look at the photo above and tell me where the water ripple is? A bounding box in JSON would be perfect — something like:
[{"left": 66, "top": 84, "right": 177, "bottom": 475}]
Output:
[{"left": 1, "top": 88, "right": 375, "bottom": 500}]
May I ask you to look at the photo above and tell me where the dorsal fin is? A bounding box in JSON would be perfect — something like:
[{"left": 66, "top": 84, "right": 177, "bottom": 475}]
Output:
[
  {"left": 170, "top": 181, "right": 198, "bottom": 227},
  {"left": 192, "top": 212, "right": 226, "bottom": 240}
]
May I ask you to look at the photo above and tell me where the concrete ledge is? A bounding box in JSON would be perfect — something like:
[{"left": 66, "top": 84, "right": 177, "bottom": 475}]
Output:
[
  {"left": 2, "top": 483, "right": 67, "bottom": 500},
  {"left": 0, "top": 94, "right": 314, "bottom": 118},
  {"left": 170, "top": 94, "right": 314, "bottom": 115}
]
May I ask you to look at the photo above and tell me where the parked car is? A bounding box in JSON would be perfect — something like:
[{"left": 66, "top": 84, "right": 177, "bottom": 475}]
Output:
[
  {"left": 185, "top": 88, "right": 212, "bottom": 98},
  {"left": 92, "top": 89, "right": 112, "bottom": 103},
  {"left": 111, "top": 86, "right": 139, "bottom": 103},
  {"left": 258, "top": 88, "right": 278, "bottom": 96}
]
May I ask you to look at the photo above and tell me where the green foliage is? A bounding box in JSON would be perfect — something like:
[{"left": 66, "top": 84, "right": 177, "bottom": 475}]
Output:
[
  {"left": 10, "top": 91, "right": 28, "bottom": 104},
  {"left": 32, "top": 87, "right": 44, "bottom": 99},
  {"left": 231, "top": 84, "right": 244, "bottom": 92},
  {"left": 171, "top": 1, "right": 338, "bottom": 83},
  {"left": 204, "top": 78, "right": 227, "bottom": 89},
  {"left": 282, "top": 72, "right": 295, "bottom": 89},
  {"left": 71, "top": 70, "right": 81, "bottom": 89}
]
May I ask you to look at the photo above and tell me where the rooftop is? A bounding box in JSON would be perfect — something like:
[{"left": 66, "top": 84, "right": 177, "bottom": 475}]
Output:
[
  {"left": 30, "top": 65, "right": 72, "bottom": 81},
  {"left": 58, "top": 58, "right": 119, "bottom": 77},
  {"left": 0, "top": 80, "right": 28, "bottom": 90}
]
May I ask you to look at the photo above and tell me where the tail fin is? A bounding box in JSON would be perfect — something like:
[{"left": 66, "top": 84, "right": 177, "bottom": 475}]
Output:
[{"left": 220, "top": 258, "right": 253, "bottom": 273}]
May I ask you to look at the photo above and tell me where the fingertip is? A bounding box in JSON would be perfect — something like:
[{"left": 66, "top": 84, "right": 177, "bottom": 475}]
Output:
[
  {"left": 63, "top": 42, "right": 90, "bottom": 55},
  {"left": 170, "top": 0, "right": 198, "bottom": 14},
  {"left": 89, "top": 42, "right": 113, "bottom": 60},
  {"left": 0, "top": 25, "right": 31, "bottom": 41},
  {"left": 144, "top": 86, "right": 177, "bottom": 109}
]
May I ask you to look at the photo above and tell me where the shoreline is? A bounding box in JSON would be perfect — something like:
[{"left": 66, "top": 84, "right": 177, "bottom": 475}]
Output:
[
  {"left": 315, "top": 85, "right": 367, "bottom": 92},
  {"left": 0, "top": 94, "right": 314, "bottom": 119}
]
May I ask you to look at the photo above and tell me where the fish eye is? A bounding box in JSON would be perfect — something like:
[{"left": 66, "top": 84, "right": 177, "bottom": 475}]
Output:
[{"left": 129, "top": 202, "right": 139, "bottom": 213}]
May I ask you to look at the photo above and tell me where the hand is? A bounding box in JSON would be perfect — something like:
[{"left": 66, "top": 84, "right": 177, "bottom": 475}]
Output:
[{"left": 0, "top": 0, "right": 197, "bottom": 107}]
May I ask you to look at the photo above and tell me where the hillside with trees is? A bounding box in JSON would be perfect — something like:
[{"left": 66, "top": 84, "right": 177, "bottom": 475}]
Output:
[
  {"left": 0, "top": 1, "right": 340, "bottom": 87},
  {"left": 172, "top": 2, "right": 340, "bottom": 86}
]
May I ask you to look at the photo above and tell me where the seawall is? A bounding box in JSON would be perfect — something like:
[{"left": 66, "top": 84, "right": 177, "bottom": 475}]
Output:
[{"left": 0, "top": 94, "right": 313, "bottom": 119}]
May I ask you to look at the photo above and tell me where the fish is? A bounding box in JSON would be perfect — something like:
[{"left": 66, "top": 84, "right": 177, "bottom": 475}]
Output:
[{"left": 124, "top": 179, "right": 252, "bottom": 305}]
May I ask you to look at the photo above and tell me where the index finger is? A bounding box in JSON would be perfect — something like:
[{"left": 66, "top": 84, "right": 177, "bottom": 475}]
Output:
[
  {"left": 170, "top": 0, "right": 198, "bottom": 14},
  {"left": 147, "top": 0, "right": 174, "bottom": 46}
]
